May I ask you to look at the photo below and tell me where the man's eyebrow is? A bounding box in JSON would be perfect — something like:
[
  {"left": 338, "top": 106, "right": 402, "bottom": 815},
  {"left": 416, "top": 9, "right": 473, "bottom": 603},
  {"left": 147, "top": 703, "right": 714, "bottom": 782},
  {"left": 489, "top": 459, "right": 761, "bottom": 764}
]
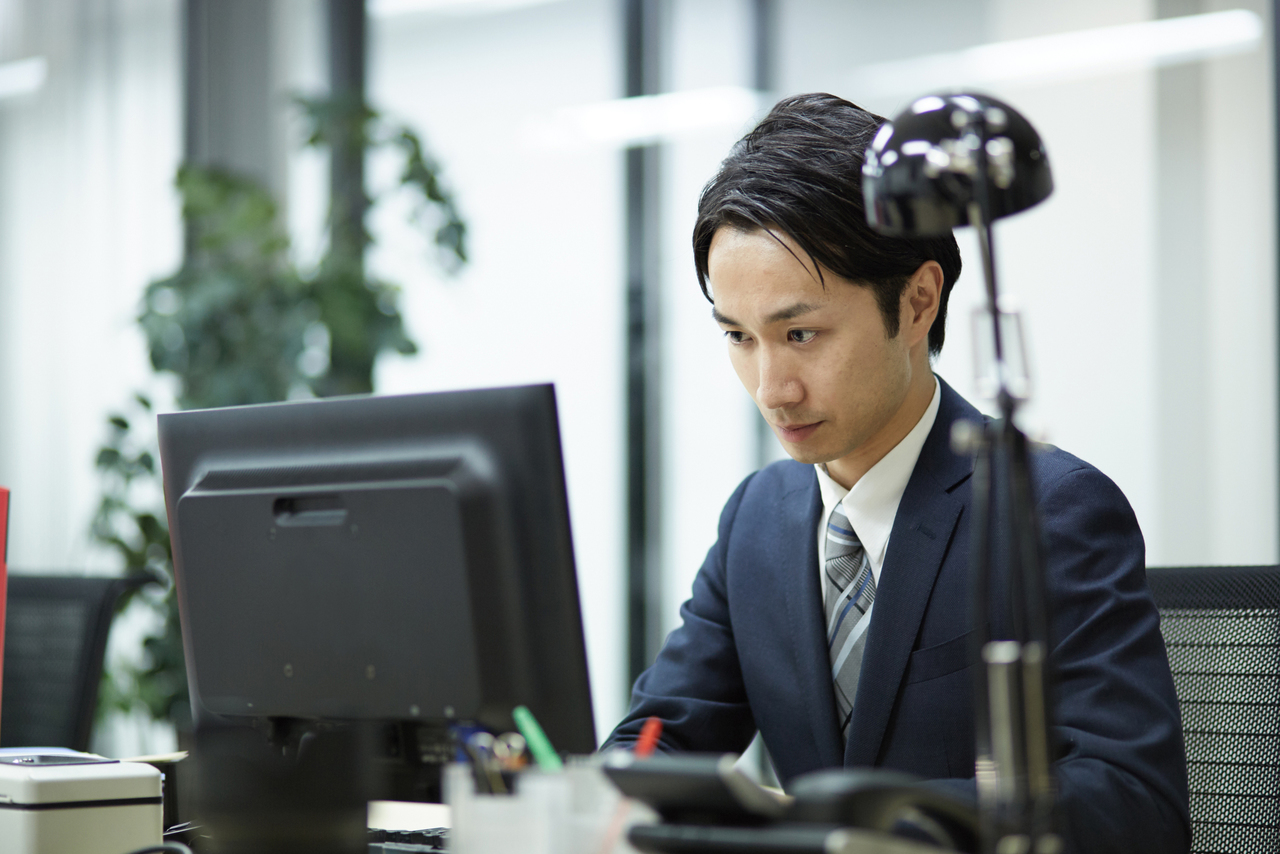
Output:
[
  {"left": 711, "top": 306, "right": 737, "bottom": 325},
  {"left": 766, "top": 302, "right": 822, "bottom": 323},
  {"left": 711, "top": 302, "right": 822, "bottom": 326}
]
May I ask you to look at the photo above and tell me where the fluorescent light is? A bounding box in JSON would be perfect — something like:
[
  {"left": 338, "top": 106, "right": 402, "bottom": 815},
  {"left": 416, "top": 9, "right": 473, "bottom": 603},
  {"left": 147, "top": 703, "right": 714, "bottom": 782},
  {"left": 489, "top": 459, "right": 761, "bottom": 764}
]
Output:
[
  {"left": 523, "top": 9, "right": 1261, "bottom": 151},
  {"left": 370, "top": 0, "right": 564, "bottom": 17},
  {"left": 0, "top": 57, "right": 47, "bottom": 102},
  {"left": 847, "top": 9, "right": 1263, "bottom": 98},
  {"left": 526, "top": 86, "right": 764, "bottom": 150}
]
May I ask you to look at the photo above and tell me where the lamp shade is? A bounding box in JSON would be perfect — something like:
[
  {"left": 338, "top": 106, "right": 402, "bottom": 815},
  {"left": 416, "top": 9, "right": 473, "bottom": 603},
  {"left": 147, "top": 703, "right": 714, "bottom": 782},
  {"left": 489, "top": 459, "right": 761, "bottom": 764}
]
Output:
[{"left": 863, "top": 92, "right": 1053, "bottom": 236}]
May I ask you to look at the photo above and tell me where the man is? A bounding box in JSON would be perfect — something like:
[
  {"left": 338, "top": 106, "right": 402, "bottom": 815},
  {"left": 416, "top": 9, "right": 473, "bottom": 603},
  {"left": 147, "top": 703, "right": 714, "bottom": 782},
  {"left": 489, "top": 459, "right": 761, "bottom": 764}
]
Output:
[{"left": 604, "top": 94, "right": 1189, "bottom": 854}]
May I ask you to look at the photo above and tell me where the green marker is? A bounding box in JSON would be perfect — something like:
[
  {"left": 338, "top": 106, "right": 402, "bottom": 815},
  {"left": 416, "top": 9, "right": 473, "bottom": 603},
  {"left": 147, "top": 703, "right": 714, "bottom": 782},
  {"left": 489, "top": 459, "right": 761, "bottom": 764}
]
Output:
[{"left": 512, "top": 705, "right": 562, "bottom": 771}]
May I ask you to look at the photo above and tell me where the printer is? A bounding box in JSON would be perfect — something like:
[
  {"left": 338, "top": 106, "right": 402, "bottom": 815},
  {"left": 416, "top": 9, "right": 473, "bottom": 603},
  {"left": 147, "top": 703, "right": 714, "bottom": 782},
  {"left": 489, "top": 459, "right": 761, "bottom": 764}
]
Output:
[{"left": 0, "top": 752, "right": 162, "bottom": 854}]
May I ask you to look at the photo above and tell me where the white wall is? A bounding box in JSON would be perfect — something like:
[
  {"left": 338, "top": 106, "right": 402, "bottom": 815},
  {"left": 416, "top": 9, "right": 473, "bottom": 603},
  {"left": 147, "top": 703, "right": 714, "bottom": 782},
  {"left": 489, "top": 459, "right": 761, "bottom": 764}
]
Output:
[
  {"left": 1199, "top": 0, "right": 1277, "bottom": 563},
  {"left": 364, "top": 0, "right": 628, "bottom": 737},
  {"left": 0, "top": 0, "right": 182, "bottom": 758},
  {"left": 0, "top": 0, "right": 182, "bottom": 573},
  {"left": 658, "top": 0, "right": 762, "bottom": 633}
]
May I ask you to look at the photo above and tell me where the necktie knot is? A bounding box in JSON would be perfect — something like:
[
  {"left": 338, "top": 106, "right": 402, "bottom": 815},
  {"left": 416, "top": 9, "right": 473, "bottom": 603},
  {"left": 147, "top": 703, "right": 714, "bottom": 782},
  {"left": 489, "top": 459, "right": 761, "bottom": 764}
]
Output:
[
  {"left": 825, "top": 504, "right": 861, "bottom": 559},
  {"left": 823, "top": 505, "right": 865, "bottom": 618}
]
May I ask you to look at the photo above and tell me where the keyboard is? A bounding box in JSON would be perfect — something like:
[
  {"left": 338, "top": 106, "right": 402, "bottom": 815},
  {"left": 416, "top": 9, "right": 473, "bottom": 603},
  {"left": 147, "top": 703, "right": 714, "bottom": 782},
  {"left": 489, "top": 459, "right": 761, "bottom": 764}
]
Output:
[{"left": 367, "top": 826, "right": 450, "bottom": 852}]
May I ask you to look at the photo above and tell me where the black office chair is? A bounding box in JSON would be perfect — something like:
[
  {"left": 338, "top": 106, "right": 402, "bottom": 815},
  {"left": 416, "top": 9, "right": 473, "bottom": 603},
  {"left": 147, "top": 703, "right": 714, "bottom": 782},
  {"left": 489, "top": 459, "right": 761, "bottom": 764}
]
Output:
[
  {"left": 0, "top": 574, "right": 143, "bottom": 751},
  {"left": 1147, "top": 565, "right": 1280, "bottom": 854}
]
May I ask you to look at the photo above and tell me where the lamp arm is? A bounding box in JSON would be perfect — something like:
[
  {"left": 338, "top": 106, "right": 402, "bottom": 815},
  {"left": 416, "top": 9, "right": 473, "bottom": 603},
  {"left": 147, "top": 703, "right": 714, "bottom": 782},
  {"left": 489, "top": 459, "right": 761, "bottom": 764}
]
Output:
[
  {"left": 964, "top": 111, "right": 1060, "bottom": 854},
  {"left": 863, "top": 89, "right": 1060, "bottom": 853}
]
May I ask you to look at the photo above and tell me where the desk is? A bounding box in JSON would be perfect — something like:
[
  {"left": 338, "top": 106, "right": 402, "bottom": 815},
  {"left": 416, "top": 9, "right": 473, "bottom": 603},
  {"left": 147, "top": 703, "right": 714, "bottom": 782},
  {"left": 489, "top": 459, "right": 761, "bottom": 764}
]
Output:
[
  {"left": 368, "top": 800, "right": 450, "bottom": 831},
  {"left": 625, "top": 823, "right": 955, "bottom": 854}
]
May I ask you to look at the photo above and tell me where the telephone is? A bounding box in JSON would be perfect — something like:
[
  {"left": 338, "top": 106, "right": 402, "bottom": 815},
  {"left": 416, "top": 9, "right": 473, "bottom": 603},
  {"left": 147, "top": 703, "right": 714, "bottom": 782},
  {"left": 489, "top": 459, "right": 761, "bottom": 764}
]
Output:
[{"left": 603, "top": 752, "right": 977, "bottom": 854}]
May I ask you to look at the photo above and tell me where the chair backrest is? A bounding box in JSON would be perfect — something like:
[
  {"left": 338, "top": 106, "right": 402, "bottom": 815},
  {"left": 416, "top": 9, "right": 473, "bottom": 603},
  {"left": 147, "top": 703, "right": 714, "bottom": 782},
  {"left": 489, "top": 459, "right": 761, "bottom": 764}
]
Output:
[
  {"left": 1147, "top": 565, "right": 1280, "bottom": 854},
  {"left": 0, "top": 574, "right": 137, "bottom": 751}
]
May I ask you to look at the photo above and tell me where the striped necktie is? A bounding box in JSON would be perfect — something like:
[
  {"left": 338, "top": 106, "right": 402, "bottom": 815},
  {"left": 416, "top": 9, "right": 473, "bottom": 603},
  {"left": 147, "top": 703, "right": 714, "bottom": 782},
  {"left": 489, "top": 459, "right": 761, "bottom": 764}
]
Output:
[{"left": 823, "top": 502, "right": 876, "bottom": 744}]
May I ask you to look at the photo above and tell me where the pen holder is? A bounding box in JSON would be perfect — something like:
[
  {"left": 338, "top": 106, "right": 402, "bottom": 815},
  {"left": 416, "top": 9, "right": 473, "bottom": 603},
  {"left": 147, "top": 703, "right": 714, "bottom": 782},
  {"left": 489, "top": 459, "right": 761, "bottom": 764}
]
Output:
[
  {"left": 445, "top": 761, "right": 653, "bottom": 854},
  {"left": 564, "top": 761, "right": 637, "bottom": 854},
  {"left": 446, "top": 763, "right": 568, "bottom": 854}
]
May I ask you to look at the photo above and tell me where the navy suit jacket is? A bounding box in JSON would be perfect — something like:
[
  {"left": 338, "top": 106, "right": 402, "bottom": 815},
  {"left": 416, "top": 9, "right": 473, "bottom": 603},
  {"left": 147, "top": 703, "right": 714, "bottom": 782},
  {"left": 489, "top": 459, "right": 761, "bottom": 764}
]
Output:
[{"left": 606, "top": 379, "right": 1190, "bottom": 854}]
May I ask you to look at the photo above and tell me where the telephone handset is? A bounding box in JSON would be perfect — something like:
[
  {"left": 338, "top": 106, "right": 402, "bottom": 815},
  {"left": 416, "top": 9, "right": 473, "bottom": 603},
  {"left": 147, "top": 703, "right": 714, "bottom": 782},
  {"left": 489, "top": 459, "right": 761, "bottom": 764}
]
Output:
[
  {"left": 603, "top": 752, "right": 977, "bottom": 853},
  {"left": 787, "top": 767, "right": 977, "bottom": 852}
]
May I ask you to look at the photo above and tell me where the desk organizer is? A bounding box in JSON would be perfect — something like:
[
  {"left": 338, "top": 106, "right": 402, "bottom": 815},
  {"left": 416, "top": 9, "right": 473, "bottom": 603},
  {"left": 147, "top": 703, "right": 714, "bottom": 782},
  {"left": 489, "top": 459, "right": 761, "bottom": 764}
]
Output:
[
  {"left": 445, "top": 760, "right": 652, "bottom": 854},
  {"left": 0, "top": 752, "right": 162, "bottom": 854}
]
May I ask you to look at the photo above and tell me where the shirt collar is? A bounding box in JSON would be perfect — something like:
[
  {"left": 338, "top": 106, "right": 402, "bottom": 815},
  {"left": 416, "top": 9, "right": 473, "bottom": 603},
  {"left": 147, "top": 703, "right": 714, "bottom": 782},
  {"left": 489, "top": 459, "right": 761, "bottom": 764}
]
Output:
[{"left": 815, "top": 376, "right": 941, "bottom": 578}]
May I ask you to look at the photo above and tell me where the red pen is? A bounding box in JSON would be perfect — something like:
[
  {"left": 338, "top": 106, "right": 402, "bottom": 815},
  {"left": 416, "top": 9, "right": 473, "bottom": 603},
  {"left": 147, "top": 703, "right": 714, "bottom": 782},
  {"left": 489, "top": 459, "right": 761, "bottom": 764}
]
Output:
[
  {"left": 635, "top": 716, "right": 662, "bottom": 758},
  {"left": 598, "top": 717, "right": 666, "bottom": 854}
]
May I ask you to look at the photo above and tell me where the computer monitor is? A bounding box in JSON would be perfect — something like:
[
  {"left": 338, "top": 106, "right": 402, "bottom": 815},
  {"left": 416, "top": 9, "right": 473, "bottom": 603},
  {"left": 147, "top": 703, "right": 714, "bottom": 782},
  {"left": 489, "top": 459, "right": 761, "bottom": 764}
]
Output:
[{"left": 157, "top": 383, "right": 596, "bottom": 796}]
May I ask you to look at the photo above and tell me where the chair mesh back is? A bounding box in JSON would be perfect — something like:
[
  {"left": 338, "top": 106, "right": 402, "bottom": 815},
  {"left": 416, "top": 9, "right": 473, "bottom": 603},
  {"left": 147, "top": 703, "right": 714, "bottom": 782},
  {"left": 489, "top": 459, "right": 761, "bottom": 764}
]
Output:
[
  {"left": 1148, "top": 565, "right": 1280, "bottom": 854},
  {"left": 0, "top": 575, "right": 132, "bottom": 751},
  {"left": 3, "top": 598, "right": 92, "bottom": 748}
]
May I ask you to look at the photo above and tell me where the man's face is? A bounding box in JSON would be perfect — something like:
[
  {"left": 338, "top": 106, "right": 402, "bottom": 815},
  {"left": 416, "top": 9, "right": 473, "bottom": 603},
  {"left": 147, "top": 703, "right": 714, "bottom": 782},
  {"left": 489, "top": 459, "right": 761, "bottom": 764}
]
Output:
[{"left": 708, "top": 226, "right": 931, "bottom": 483}]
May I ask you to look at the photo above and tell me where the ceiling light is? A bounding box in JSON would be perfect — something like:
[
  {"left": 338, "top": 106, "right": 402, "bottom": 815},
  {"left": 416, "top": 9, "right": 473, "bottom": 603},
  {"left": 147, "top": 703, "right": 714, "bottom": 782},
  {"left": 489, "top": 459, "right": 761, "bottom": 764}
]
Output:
[
  {"left": 847, "top": 9, "right": 1262, "bottom": 99},
  {"left": 370, "top": 0, "right": 564, "bottom": 17},
  {"left": 0, "top": 57, "right": 47, "bottom": 102},
  {"left": 525, "top": 86, "right": 764, "bottom": 150}
]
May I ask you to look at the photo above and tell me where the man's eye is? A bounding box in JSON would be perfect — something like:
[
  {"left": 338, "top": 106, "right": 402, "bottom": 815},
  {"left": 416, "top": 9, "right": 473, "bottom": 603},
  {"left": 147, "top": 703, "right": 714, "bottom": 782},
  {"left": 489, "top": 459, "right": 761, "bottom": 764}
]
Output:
[
  {"left": 789, "top": 330, "right": 817, "bottom": 344},
  {"left": 724, "top": 330, "right": 748, "bottom": 345}
]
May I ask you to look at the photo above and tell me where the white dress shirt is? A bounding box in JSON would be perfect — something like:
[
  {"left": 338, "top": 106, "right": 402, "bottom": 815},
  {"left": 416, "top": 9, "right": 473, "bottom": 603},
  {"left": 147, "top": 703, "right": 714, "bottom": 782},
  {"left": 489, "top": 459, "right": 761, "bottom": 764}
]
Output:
[{"left": 815, "top": 376, "right": 941, "bottom": 589}]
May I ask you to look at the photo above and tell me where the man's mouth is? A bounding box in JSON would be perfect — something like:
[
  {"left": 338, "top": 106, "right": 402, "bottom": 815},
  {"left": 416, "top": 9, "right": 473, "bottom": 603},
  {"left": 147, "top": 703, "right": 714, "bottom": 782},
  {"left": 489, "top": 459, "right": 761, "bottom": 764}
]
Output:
[{"left": 775, "top": 421, "right": 821, "bottom": 442}]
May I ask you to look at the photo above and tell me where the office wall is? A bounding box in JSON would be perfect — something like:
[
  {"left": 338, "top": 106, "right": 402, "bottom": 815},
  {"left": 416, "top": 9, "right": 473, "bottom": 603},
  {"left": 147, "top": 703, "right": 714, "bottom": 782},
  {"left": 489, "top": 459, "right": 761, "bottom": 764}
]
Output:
[
  {"left": 1198, "top": 0, "right": 1277, "bottom": 562},
  {"left": 0, "top": 0, "right": 181, "bottom": 756},
  {"left": 0, "top": 0, "right": 182, "bottom": 571},
  {"left": 657, "top": 0, "right": 760, "bottom": 644},
  {"left": 361, "top": 0, "right": 627, "bottom": 738}
]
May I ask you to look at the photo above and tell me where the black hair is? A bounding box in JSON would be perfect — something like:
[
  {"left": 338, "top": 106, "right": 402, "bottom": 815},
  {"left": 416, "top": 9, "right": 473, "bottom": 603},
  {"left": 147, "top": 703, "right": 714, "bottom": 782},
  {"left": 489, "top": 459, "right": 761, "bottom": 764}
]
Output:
[{"left": 692, "top": 92, "right": 962, "bottom": 355}]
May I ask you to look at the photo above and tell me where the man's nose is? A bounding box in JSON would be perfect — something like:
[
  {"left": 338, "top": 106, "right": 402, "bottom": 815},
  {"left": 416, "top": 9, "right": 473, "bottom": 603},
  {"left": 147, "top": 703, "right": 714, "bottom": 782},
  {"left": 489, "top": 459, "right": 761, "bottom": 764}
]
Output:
[{"left": 756, "top": 348, "right": 802, "bottom": 411}]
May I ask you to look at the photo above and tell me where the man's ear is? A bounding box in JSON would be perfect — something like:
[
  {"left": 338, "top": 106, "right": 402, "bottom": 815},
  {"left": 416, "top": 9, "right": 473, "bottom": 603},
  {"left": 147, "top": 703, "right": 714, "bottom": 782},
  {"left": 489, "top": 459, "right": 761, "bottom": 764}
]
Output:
[{"left": 902, "top": 261, "right": 943, "bottom": 347}]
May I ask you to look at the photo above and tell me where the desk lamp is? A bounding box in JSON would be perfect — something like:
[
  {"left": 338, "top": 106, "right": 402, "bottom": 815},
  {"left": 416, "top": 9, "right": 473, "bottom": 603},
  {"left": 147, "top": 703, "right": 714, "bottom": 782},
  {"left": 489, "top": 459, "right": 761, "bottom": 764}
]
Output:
[{"left": 863, "top": 93, "right": 1058, "bottom": 854}]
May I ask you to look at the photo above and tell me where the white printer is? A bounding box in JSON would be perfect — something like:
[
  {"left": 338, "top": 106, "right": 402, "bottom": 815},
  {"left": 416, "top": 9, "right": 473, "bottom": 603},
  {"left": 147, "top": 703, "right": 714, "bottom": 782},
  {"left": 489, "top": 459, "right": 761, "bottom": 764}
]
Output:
[{"left": 0, "top": 752, "right": 162, "bottom": 854}]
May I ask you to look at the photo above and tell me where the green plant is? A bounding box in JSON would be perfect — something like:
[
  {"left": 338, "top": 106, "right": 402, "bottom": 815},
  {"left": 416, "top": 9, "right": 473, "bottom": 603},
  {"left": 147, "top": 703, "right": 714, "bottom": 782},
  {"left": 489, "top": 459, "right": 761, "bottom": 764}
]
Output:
[
  {"left": 297, "top": 93, "right": 466, "bottom": 397},
  {"left": 93, "top": 97, "right": 466, "bottom": 727},
  {"left": 92, "top": 393, "right": 185, "bottom": 722}
]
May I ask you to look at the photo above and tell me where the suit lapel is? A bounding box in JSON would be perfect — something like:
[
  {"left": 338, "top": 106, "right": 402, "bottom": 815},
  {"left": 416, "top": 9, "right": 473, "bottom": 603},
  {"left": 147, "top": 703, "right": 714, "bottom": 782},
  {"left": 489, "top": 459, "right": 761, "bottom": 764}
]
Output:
[
  {"left": 844, "top": 379, "right": 978, "bottom": 767},
  {"left": 774, "top": 470, "right": 846, "bottom": 769}
]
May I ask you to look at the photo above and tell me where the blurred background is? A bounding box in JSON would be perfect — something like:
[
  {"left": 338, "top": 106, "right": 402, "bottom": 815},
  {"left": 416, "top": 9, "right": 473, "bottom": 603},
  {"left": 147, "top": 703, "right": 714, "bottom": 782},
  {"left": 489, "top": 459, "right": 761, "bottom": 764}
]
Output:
[{"left": 0, "top": 0, "right": 1274, "bottom": 758}]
